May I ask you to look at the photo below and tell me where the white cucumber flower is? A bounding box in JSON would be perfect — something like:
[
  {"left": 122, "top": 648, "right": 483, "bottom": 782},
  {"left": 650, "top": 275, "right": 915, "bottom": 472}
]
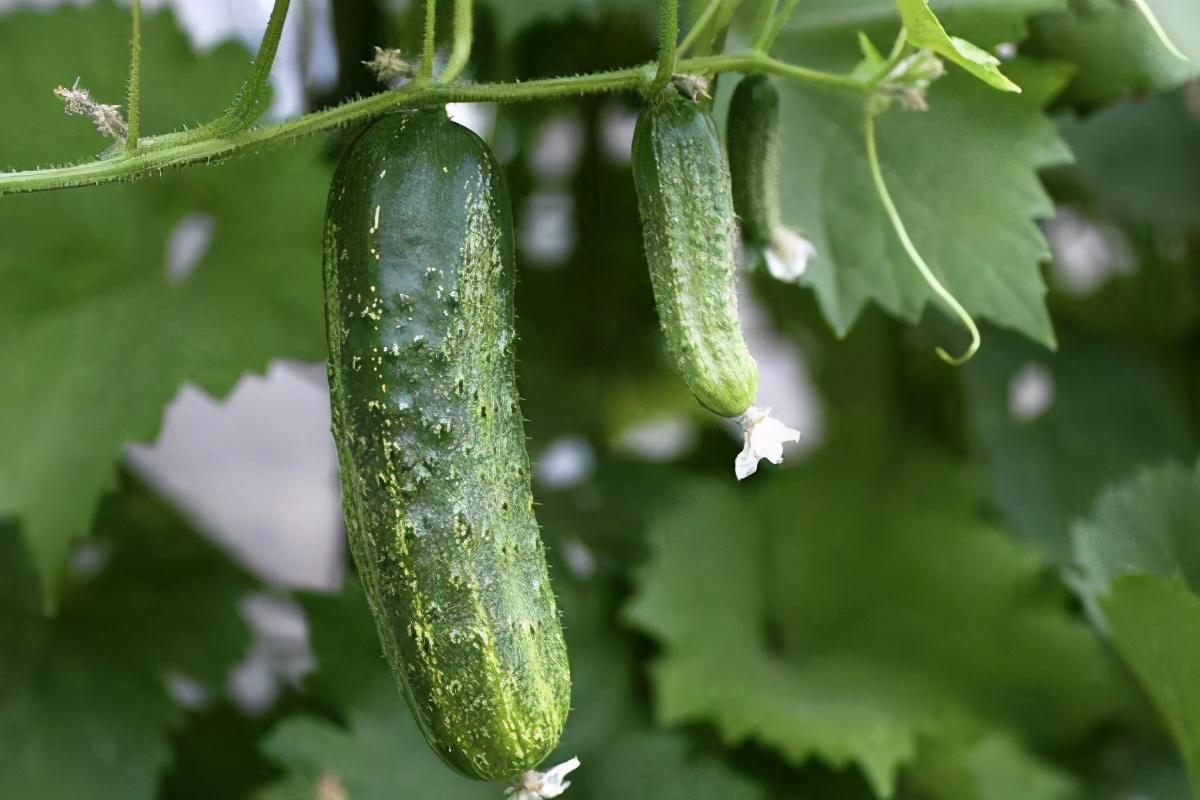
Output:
[
  {"left": 505, "top": 757, "right": 581, "bottom": 800},
  {"left": 764, "top": 228, "right": 816, "bottom": 283},
  {"left": 735, "top": 406, "right": 801, "bottom": 481}
]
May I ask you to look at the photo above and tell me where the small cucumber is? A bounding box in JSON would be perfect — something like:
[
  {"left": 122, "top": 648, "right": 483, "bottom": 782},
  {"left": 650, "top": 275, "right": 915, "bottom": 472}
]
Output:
[
  {"left": 632, "top": 88, "right": 758, "bottom": 419},
  {"left": 323, "top": 109, "right": 570, "bottom": 782},
  {"left": 727, "top": 75, "right": 781, "bottom": 246}
]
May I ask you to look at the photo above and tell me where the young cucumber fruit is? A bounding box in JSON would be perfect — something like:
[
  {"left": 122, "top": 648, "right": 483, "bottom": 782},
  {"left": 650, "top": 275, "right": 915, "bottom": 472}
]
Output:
[
  {"left": 323, "top": 109, "right": 570, "bottom": 782},
  {"left": 727, "top": 75, "right": 781, "bottom": 246},
  {"left": 632, "top": 88, "right": 758, "bottom": 418}
]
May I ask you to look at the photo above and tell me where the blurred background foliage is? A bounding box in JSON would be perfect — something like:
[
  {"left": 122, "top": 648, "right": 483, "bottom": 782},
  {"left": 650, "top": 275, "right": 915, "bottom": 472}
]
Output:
[{"left": 1, "top": 0, "right": 1199, "bottom": 798}]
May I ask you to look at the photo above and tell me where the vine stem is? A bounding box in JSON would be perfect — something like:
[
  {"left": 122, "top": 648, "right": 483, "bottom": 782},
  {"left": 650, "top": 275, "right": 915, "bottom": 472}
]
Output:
[
  {"left": 440, "top": 0, "right": 473, "bottom": 84},
  {"left": 125, "top": 0, "right": 142, "bottom": 151},
  {"left": 863, "top": 104, "right": 980, "bottom": 365},
  {"left": 208, "top": 0, "right": 291, "bottom": 137},
  {"left": 754, "top": 0, "right": 802, "bottom": 54},
  {"left": 651, "top": 0, "right": 678, "bottom": 94},
  {"left": 865, "top": 28, "right": 910, "bottom": 91},
  {"left": 678, "top": 0, "right": 722, "bottom": 57},
  {"left": 422, "top": 0, "right": 437, "bottom": 79},
  {"left": 750, "top": 0, "right": 777, "bottom": 49},
  {"left": 1, "top": 52, "right": 863, "bottom": 196}
]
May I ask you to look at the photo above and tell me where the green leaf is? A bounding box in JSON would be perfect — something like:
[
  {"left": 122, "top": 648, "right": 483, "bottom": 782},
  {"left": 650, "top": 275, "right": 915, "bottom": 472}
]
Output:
[
  {"left": 254, "top": 701, "right": 497, "bottom": 800},
  {"left": 963, "top": 331, "right": 1194, "bottom": 562},
  {"left": 1085, "top": 739, "right": 1190, "bottom": 800},
  {"left": 1029, "top": 0, "right": 1200, "bottom": 105},
  {"left": 768, "top": 65, "right": 1070, "bottom": 347},
  {"left": 0, "top": 4, "right": 329, "bottom": 604},
  {"left": 780, "top": 0, "right": 1066, "bottom": 70},
  {"left": 257, "top": 575, "right": 767, "bottom": 800},
  {"left": 897, "top": 0, "right": 1021, "bottom": 92},
  {"left": 158, "top": 701, "right": 287, "bottom": 800},
  {"left": 1046, "top": 234, "right": 1200, "bottom": 346},
  {"left": 0, "top": 476, "right": 256, "bottom": 800},
  {"left": 912, "top": 733, "right": 1081, "bottom": 800},
  {"left": 1072, "top": 460, "right": 1200, "bottom": 605},
  {"left": 1071, "top": 460, "right": 1200, "bottom": 795},
  {"left": 582, "top": 731, "right": 765, "bottom": 798},
  {"left": 1058, "top": 90, "right": 1200, "bottom": 234},
  {"left": 626, "top": 448, "right": 1124, "bottom": 797},
  {"left": 1103, "top": 575, "right": 1200, "bottom": 795}
]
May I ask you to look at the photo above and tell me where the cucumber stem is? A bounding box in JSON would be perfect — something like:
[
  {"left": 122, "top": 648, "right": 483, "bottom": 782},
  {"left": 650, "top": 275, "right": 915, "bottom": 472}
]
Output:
[
  {"left": 754, "top": 0, "right": 802, "bottom": 54},
  {"left": 678, "top": 0, "right": 722, "bottom": 57},
  {"left": 440, "top": 0, "right": 474, "bottom": 84},
  {"left": 422, "top": 0, "right": 437, "bottom": 80},
  {"left": 208, "top": 0, "right": 291, "bottom": 136},
  {"left": 651, "top": 0, "right": 679, "bottom": 94},
  {"left": 124, "top": 0, "right": 142, "bottom": 152}
]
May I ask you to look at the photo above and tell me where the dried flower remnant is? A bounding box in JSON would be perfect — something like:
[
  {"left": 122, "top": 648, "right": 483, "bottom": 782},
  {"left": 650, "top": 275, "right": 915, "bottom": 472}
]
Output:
[
  {"left": 672, "top": 73, "right": 711, "bottom": 101},
  {"left": 53, "top": 78, "right": 127, "bottom": 140},
  {"left": 365, "top": 47, "right": 417, "bottom": 87}
]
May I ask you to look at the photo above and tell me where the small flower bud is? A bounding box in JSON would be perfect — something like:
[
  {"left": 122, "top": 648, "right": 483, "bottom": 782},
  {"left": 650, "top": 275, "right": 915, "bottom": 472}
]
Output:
[{"left": 881, "top": 50, "right": 945, "bottom": 112}]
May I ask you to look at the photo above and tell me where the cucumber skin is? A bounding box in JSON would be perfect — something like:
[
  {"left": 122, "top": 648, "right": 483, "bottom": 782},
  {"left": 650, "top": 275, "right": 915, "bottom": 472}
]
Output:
[
  {"left": 632, "top": 90, "right": 758, "bottom": 418},
  {"left": 323, "top": 110, "right": 570, "bottom": 782},
  {"left": 727, "top": 75, "right": 781, "bottom": 246}
]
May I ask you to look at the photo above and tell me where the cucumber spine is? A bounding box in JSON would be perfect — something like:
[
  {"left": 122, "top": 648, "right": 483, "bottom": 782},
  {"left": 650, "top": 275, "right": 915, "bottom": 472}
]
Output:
[{"left": 323, "top": 109, "right": 570, "bottom": 782}]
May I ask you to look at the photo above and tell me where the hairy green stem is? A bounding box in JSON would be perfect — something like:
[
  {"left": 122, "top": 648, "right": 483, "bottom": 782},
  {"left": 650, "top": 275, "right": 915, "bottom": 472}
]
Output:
[
  {"left": 441, "top": 0, "right": 474, "bottom": 84},
  {"left": 209, "top": 0, "right": 291, "bottom": 136},
  {"left": 754, "top": 0, "right": 801, "bottom": 53},
  {"left": 865, "top": 27, "right": 911, "bottom": 91},
  {"left": 863, "top": 104, "right": 979, "bottom": 365},
  {"left": 652, "top": 0, "right": 679, "bottom": 94},
  {"left": 422, "top": 0, "right": 437, "bottom": 79},
  {"left": 125, "top": 0, "right": 142, "bottom": 151},
  {"left": 750, "top": 0, "right": 777, "bottom": 49},
  {"left": 2, "top": 52, "right": 863, "bottom": 196}
]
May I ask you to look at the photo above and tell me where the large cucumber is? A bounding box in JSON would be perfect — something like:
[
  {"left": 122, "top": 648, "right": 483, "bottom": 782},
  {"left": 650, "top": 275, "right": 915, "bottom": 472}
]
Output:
[
  {"left": 727, "top": 75, "right": 781, "bottom": 246},
  {"left": 632, "top": 88, "right": 758, "bottom": 419},
  {"left": 323, "top": 109, "right": 570, "bottom": 781}
]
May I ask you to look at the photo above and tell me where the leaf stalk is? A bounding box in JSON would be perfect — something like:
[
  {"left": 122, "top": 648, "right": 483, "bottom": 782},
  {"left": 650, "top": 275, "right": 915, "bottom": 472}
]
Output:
[{"left": 125, "top": 0, "right": 142, "bottom": 151}]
